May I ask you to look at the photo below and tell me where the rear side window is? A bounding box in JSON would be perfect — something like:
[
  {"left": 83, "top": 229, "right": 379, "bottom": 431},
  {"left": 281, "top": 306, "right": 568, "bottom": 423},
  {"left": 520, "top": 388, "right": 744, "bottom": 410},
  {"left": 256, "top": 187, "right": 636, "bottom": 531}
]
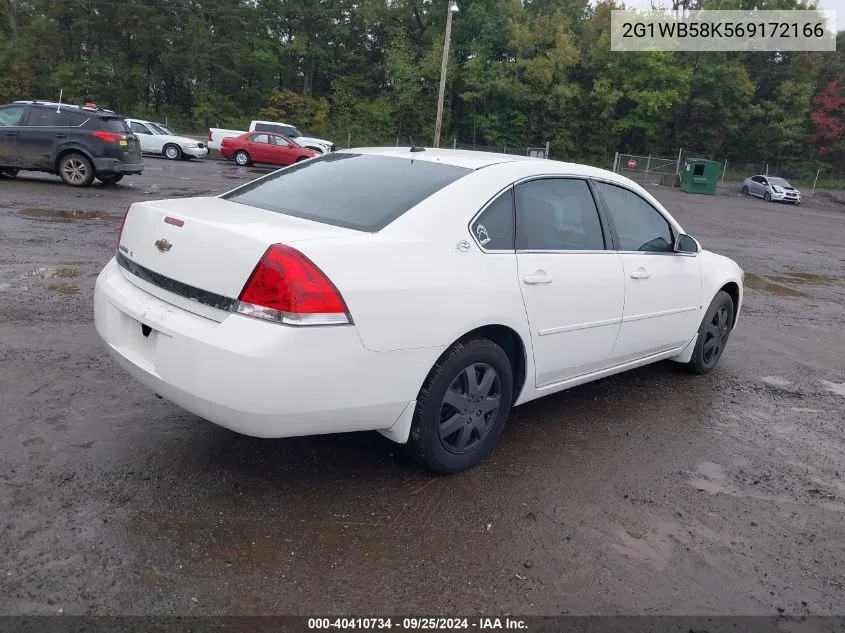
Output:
[
  {"left": 471, "top": 189, "right": 514, "bottom": 251},
  {"left": 222, "top": 153, "right": 472, "bottom": 232},
  {"left": 26, "top": 107, "right": 63, "bottom": 126},
  {"left": 515, "top": 178, "right": 605, "bottom": 251},
  {"left": 87, "top": 117, "right": 130, "bottom": 133},
  {"left": 62, "top": 111, "right": 90, "bottom": 127}
]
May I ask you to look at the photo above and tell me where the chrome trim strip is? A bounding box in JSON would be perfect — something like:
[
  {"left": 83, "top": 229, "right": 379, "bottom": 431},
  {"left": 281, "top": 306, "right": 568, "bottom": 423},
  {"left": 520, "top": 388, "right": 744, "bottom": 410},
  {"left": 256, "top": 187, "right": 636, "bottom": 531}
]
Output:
[
  {"left": 538, "top": 317, "right": 622, "bottom": 336},
  {"left": 621, "top": 306, "right": 699, "bottom": 323}
]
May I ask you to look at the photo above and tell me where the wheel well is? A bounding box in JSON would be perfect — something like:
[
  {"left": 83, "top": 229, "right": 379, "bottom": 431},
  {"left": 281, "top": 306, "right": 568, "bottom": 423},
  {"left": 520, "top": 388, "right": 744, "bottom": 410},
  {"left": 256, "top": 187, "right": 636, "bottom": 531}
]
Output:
[
  {"left": 164, "top": 143, "right": 180, "bottom": 152},
  {"left": 53, "top": 148, "right": 91, "bottom": 171},
  {"left": 458, "top": 325, "right": 527, "bottom": 400},
  {"left": 720, "top": 282, "right": 740, "bottom": 327}
]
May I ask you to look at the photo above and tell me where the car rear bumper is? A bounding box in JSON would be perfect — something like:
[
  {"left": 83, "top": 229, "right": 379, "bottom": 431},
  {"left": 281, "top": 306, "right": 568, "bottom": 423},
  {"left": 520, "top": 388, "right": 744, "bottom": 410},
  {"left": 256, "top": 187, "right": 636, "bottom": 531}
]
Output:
[
  {"left": 94, "top": 258, "right": 434, "bottom": 440},
  {"left": 94, "top": 158, "right": 144, "bottom": 175}
]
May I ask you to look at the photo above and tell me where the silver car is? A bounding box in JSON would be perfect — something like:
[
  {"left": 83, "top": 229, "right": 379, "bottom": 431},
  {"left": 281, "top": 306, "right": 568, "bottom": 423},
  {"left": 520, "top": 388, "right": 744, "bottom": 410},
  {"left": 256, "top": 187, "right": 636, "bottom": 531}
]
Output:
[{"left": 741, "top": 175, "right": 801, "bottom": 205}]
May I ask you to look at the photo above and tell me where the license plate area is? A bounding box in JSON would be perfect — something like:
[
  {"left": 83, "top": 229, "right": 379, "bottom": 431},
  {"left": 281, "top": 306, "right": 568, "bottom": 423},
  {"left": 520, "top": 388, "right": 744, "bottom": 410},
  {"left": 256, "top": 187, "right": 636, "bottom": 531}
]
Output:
[{"left": 118, "top": 311, "right": 158, "bottom": 369}]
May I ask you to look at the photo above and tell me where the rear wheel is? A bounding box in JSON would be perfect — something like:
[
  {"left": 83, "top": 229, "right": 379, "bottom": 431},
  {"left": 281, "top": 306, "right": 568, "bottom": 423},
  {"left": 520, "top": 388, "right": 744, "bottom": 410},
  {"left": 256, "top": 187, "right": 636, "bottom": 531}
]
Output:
[
  {"left": 97, "top": 174, "right": 124, "bottom": 185},
  {"left": 686, "top": 290, "right": 734, "bottom": 375},
  {"left": 1, "top": 168, "right": 19, "bottom": 177},
  {"left": 741, "top": 185, "right": 749, "bottom": 196},
  {"left": 58, "top": 153, "right": 95, "bottom": 187},
  {"left": 407, "top": 338, "right": 513, "bottom": 474},
  {"left": 234, "top": 150, "right": 251, "bottom": 166}
]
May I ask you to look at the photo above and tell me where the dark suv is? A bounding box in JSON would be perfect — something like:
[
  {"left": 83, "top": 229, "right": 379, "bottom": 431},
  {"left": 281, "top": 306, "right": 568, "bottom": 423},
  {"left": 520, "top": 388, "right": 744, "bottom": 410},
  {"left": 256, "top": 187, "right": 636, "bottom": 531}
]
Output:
[{"left": 0, "top": 101, "right": 143, "bottom": 186}]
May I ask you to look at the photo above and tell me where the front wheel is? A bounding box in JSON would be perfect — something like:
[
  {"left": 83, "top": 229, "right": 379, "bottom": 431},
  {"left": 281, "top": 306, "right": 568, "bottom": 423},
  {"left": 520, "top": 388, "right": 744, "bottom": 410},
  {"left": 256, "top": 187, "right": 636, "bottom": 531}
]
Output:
[
  {"left": 58, "top": 153, "right": 95, "bottom": 187},
  {"left": 163, "top": 144, "right": 182, "bottom": 160},
  {"left": 296, "top": 156, "right": 309, "bottom": 163},
  {"left": 234, "top": 150, "right": 251, "bottom": 166},
  {"left": 763, "top": 191, "right": 772, "bottom": 202},
  {"left": 686, "top": 290, "right": 735, "bottom": 375},
  {"left": 407, "top": 339, "right": 514, "bottom": 474}
]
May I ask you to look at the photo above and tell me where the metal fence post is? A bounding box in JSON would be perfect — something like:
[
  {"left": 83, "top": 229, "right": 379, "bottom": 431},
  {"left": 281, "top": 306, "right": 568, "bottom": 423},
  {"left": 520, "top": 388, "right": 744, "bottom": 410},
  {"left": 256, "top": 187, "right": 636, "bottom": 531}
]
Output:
[
  {"left": 545, "top": 141, "right": 550, "bottom": 159},
  {"left": 453, "top": 138, "right": 457, "bottom": 149},
  {"left": 721, "top": 158, "right": 728, "bottom": 184},
  {"left": 675, "top": 148, "right": 683, "bottom": 181},
  {"left": 613, "top": 152, "right": 619, "bottom": 173},
  {"left": 347, "top": 131, "right": 351, "bottom": 148},
  {"left": 811, "top": 168, "right": 821, "bottom": 196},
  {"left": 644, "top": 155, "right": 651, "bottom": 184},
  {"left": 765, "top": 163, "right": 769, "bottom": 176}
]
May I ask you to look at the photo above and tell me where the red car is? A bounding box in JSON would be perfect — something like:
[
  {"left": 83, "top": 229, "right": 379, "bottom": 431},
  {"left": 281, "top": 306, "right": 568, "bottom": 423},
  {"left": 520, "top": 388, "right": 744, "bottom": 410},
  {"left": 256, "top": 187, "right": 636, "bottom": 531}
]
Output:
[{"left": 220, "top": 131, "right": 318, "bottom": 167}]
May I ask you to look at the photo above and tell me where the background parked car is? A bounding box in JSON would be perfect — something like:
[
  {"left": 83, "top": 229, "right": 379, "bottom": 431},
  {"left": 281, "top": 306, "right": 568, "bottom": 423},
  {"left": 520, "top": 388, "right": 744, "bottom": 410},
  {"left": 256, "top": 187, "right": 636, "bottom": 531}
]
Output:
[
  {"left": 125, "top": 118, "right": 208, "bottom": 160},
  {"left": 0, "top": 100, "right": 143, "bottom": 187},
  {"left": 208, "top": 120, "right": 334, "bottom": 154},
  {"left": 220, "top": 131, "right": 318, "bottom": 167},
  {"left": 741, "top": 175, "right": 801, "bottom": 204}
]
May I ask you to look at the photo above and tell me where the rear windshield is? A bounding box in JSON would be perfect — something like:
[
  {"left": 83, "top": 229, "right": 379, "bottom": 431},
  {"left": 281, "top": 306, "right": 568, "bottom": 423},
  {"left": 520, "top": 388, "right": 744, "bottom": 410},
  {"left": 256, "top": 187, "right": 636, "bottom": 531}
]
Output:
[
  {"left": 87, "top": 116, "right": 131, "bottom": 133},
  {"left": 221, "top": 153, "right": 472, "bottom": 232}
]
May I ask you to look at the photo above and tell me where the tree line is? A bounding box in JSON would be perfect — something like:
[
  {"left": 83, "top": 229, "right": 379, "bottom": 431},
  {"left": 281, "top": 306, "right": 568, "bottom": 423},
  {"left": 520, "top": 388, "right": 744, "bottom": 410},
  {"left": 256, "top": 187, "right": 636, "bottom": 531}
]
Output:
[{"left": 1, "top": 0, "right": 843, "bottom": 178}]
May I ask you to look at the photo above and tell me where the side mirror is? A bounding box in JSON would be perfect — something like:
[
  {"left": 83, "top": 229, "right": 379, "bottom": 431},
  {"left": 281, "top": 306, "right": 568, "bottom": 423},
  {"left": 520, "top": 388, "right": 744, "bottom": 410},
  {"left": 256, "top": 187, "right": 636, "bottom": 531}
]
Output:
[{"left": 675, "top": 233, "right": 701, "bottom": 254}]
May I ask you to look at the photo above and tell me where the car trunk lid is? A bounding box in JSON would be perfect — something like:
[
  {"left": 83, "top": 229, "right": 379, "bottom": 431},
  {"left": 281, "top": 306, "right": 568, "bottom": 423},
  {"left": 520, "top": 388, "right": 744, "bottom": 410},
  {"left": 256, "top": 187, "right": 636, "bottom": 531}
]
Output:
[{"left": 117, "top": 196, "right": 358, "bottom": 317}]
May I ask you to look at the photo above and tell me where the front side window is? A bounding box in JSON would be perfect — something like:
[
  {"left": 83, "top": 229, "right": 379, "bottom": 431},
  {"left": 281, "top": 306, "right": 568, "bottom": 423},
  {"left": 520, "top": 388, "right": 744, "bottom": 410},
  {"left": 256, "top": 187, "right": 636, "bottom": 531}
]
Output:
[
  {"left": 0, "top": 105, "right": 26, "bottom": 127},
  {"left": 514, "top": 178, "right": 605, "bottom": 251},
  {"left": 270, "top": 135, "right": 290, "bottom": 147},
  {"left": 596, "top": 182, "right": 674, "bottom": 253},
  {"left": 471, "top": 188, "right": 514, "bottom": 251}
]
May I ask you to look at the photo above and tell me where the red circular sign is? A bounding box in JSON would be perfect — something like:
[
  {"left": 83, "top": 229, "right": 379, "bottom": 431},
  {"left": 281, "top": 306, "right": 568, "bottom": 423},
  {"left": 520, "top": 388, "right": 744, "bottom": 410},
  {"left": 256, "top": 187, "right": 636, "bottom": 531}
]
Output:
[{"left": 627, "top": 159, "right": 637, "bottom": 168}]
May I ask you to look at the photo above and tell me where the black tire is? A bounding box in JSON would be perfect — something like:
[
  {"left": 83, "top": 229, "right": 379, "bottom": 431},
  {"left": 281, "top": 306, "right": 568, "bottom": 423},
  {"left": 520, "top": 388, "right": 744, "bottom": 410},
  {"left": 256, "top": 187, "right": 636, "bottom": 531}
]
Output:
[
  {"left": 58, "top": 153, "right": 95, "bottom": 187},
  {"left": 686, "top": 290, "right": 734, "bottom": 375},
  {"left": 97, "top": 174, "right": 124, "bottom": 185},
  {"left": 163, "top": 144, "right": 182, "bottom": 160},
  {"left": 763, "top": 191, "right": 771, "bottom": 202},
  {"left": 234, "top": 150, "right": 251, "bottom": 167},
  {"left": 1, "top": 168, "right": 19, "bottom": 177},
  {"left": 741, "top": 185, "right": 749, "bottom": 196},
  {"left": 407, "top": 338, "right": 514, "bottom": 474}
]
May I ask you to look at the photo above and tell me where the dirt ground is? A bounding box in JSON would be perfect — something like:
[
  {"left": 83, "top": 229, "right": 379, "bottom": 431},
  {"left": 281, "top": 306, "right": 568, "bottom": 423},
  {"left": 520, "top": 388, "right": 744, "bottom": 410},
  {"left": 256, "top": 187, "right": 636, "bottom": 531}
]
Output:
[{"left": 1, "top": 158, "right": 843, "bottom": 616}]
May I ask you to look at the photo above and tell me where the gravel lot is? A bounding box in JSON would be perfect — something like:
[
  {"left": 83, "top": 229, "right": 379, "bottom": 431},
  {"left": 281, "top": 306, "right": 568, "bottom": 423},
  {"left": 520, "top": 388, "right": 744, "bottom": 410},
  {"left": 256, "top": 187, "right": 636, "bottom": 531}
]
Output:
[{"left": 1, "top": 157, "right": 844, "bottom": 616}]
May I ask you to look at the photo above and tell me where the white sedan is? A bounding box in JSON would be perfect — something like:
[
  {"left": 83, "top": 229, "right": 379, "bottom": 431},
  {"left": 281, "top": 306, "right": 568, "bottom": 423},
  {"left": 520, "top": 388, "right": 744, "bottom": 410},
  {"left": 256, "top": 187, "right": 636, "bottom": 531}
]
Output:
[
  {"left": 125, "top": 118, "right": 208, "bottom": 160},
  {"left": 94, "top": 148, "right": 744, "bottom": 473}
]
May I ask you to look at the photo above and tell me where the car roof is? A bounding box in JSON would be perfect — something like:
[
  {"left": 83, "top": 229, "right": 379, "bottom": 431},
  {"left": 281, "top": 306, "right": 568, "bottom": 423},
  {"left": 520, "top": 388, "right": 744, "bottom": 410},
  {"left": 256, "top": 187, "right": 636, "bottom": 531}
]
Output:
[
  {"left": 339, "top": 147, "right": 626, "bottom": 180},
  {"left": 13, "top": 101, "right": 116, "bottom": 115}
]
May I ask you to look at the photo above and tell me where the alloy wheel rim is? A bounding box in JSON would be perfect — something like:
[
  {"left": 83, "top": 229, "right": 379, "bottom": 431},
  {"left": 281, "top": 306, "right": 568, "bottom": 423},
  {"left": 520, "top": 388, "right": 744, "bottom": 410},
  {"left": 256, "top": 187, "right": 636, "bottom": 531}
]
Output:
[
  {"left": 63, "top": 159, "right": 87, "bottom": 184},
  {"left": 438, "top": 363, "right": 501, "bottom": 454},
  {"left": 702, "top": 305, "right": 730, "bottom": 365},
  {"left": 236, "top": 153, "right": 247, "bottom": 165}
]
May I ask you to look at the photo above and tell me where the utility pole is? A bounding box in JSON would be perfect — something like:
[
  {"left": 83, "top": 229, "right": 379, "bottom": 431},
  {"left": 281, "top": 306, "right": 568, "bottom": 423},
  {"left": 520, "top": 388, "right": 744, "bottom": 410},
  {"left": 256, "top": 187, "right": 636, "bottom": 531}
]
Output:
[{"left": 433, "top": 0, "right": 459, "bottom": 148}]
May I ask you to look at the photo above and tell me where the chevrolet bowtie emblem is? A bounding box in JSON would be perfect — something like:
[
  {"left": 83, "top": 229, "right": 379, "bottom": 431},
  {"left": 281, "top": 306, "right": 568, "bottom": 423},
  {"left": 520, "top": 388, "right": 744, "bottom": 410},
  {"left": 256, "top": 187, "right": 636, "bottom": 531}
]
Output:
[{"left": 155, "top": 238, "right": 173, "bottom": 253}]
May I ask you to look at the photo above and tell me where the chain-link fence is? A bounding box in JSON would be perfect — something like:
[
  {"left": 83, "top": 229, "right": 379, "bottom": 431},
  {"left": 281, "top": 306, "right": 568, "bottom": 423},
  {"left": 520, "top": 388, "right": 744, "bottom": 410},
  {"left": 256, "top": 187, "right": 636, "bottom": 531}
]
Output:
[{"left": 612, "top": 152, "right": 682, "bottom": 186}]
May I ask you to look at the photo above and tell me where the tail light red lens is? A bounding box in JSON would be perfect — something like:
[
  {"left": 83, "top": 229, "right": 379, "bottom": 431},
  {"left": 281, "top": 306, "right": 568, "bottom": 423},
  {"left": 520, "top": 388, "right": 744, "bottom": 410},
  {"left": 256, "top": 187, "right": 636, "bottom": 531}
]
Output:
[
  {"left": 92, "top": 131, "right": 124, "bottom": 144},
  {"left": 117, "top": 206, "right": 132, "bottom": 252},
  {"left": 208, "top": 130, "right": 212, "bottom": 142},
  {"left": 235, "top": 244, "right": 351, "bottom": 326}
]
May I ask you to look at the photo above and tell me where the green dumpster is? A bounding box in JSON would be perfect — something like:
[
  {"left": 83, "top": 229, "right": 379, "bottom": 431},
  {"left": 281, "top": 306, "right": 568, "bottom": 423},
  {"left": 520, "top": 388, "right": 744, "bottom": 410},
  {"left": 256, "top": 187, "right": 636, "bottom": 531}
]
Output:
[{"left": 679, "top": 158, "right": 721, "bottom": 195}]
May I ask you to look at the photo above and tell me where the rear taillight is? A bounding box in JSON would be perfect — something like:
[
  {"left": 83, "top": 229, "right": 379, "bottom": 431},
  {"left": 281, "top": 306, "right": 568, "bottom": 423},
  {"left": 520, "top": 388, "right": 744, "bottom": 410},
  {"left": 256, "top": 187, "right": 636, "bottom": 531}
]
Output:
[
  {"left": 208, "top": 130, "right": 212, "bottom": 141},
  {"left": 235, "top": 244, "right": 351, "bottom": 326},
  {"left": 92, "top": 131, "right": 124, "bottom": 144},
  {"left": 117, "top": 206, "right": 131, "bottom": 252}
]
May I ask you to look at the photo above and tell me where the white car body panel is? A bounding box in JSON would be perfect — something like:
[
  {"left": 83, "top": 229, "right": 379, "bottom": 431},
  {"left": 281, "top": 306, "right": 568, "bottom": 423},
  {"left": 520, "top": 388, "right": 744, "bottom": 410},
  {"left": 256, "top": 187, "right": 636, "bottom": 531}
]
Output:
[
  {"left": 125, "top": 118, "right": 208, "bottom": 159},
  {"left": 94, "top": 148, "right": 744, "bottom": 444}
]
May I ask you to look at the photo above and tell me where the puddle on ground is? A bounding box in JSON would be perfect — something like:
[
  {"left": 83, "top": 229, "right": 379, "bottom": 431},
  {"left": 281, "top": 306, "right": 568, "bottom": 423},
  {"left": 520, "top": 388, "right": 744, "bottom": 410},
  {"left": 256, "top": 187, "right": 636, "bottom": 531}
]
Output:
[
  {"left": 771, "top": 272, "right": 838, "bottom": 285},
  {"left": 54, "top": 268, "right": 80, "bottom": 278},
  {"left": 762, "top": 375, "right": 792, "bottom": 388},
  {"left": 744, "top": 274, "right": 808, "bottom": 297},
  {"left": 820, "top": 380, "right": 845, "bottom": 398},
  {"left": 19, "top": 208, "right": 117, "bottom": 222}
]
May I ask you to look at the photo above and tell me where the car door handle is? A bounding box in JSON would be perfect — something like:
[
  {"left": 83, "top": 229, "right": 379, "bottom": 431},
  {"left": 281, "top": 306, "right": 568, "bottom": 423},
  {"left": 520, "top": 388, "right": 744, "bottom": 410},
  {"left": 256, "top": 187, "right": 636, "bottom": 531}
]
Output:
[
  {"left": 55, "top": 134, "right": 66, "bottom": 139},
  {"left": 523, "top": 274, "right": 553, "bottom": 285},
  {"left": 4, "top": 132, "right": 15, "bottom": 136},
  {"left": 630, "top": 269, "right": 651, "bottom": 279}
]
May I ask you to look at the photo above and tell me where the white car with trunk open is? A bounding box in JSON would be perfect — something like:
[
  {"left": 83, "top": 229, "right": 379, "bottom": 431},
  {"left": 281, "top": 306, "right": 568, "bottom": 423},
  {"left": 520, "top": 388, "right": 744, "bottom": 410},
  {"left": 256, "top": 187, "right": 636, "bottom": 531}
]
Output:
[{"left": 94, "top": 148, "right": 744, "bottom": 473}]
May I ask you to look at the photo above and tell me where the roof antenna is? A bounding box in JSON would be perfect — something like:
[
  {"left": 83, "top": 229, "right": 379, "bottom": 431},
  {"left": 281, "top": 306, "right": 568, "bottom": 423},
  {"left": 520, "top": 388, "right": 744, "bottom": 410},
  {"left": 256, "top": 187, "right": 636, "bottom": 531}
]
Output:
[
  {"left": 409, "top": 136, "right": 425, "bottom": 153},
  {"left": 56, "top": 89, "right": 63, "bottom": 113}
]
